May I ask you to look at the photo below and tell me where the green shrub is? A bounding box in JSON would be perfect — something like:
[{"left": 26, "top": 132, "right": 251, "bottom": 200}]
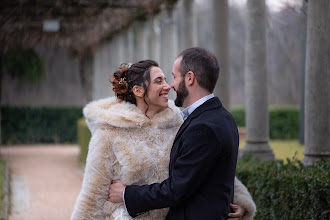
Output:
[
  {"left": 269, "top": 107, "right": 299, "bottom": 139},
  {"left": 3, "top": 47, "right": 44, "bottom": 83},
  {"left": 1, "top": 106, "right": 83, "bottom": 144},
  {"left": 230, "top": 106, "right": 299, "bottom": 139},
  {"left": 77, "top": 118, "right": 91, "bottom": 163},
  {"left": 236, "top": 156, "right": 330, "bottom": 220},
  {"left": 230, "top": 107, "right": 245, "bottom": 127}
]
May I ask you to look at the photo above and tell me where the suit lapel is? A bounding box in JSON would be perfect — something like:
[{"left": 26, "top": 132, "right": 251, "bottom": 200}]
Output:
[{"left": 173, "top": 97, "right": 222, "bottom": 143}]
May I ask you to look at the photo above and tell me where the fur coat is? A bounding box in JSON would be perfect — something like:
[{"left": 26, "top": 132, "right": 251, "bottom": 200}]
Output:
[{"left": 71, "top": 97, "right": 256, "bottom": 220}]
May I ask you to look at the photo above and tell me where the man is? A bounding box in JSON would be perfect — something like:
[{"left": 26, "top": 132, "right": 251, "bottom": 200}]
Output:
[{"left": 109, "top": 47, "right": 239, "bottom": 219}]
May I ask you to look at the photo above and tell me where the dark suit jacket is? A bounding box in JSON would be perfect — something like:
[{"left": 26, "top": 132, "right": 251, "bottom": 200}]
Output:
[{"left": 124, "top": 97, "right": 239, "bottom": 220}]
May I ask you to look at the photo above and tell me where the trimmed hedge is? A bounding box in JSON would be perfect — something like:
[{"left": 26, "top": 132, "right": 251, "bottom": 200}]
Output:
[
  {"left": 230, "top": 108, "right": 245, "bottom": 127},
  {"left": 236, "top": 156, "right": 330, "bottom": 220},
  {"left": 230, "top": 106, "right": 299, "bottom": 139},
  {"left": 77, "top": 118, "right": 91, "bottom": 163},
  {"left": 1, "top": 106, "right": 298, "bottom": 144},
  {"left": 1, "top": 106, "right": 83, "bottom": 144}
]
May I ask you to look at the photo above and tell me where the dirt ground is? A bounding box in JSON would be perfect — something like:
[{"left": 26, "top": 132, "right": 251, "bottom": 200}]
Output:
[{"left": 0, "top": 145, "right": 84, "bottom": 220}]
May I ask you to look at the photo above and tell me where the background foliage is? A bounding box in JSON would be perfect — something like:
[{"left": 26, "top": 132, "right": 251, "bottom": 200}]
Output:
[
  {"left": 77, "top": 118, "right": 91, "bottom": 163},
  {"left": 2, "top": 106, "right": 299, "bottom": 144},
  {"left": 231, "top": 106, "right": 299, "bottom": 139},
  {"left": 1, "top": 106, "right": 82, "bottom": 144},
  {"left": 3, "top": 47, "right": 44, "bottom": 83},
  {"left": 236, "top": 157, "right": 330, "bottom": 220}
]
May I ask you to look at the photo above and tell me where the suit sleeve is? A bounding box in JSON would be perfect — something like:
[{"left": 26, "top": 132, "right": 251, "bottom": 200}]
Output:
[
  {"left": 124, "top": 123, "right": 221, "bottom": 217},
  {"left": 233, "top": 177, "right": 256, "bottom": 220},
  {"left": 71, "top": 128, "right": 114, "bottom": 220}
]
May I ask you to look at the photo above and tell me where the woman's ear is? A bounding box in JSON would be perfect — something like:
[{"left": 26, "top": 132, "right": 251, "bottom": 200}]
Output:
[{"left": 132, "top": 85, "right": 145, "bottom": 98}]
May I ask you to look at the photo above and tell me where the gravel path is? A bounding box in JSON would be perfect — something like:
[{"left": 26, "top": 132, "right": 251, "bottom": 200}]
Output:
[{"left": 0, "top": 145, "right": 84, "bottom": 220}]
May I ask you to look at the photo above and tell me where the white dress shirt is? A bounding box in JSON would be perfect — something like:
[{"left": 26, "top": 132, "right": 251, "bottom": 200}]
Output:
[{"left": 180, "top": 94, "right": 214, "bottom": 120}]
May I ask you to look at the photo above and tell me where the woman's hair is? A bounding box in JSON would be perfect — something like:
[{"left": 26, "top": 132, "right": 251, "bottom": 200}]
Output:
[{"left": 110, "top": 60, "right": 159, "bottom": 105}]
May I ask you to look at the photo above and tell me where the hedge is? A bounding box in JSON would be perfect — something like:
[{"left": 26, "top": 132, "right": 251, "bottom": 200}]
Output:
[
  {"left": 1, "top": 106, "right": 298, "bottom": 144},
  {"left": 230, "top": 106, "right": 299, "bottom": 139},
  {"left": 77, "top": 118, "right": 91, "bottom": 163},
  {"left": 236, "top": 156, "right": 330, "bottom": 220},
  {"left": 1, "top": 106, "right": 83, "bottom": 144}
]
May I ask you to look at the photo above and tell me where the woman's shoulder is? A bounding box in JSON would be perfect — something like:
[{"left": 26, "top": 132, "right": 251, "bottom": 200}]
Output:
[
  {"left": 83, "top": 96, "right": 149, "bottom": 131},
  {"left": 152, "top": 100, "right": 183, "bottom": 128}
]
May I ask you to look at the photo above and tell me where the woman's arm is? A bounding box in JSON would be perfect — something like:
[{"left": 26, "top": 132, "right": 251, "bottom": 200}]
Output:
[
  {"left": 232, "top": 177, "right": 256, "bottom": 220},
  {"left": 71, "top": 128, "right": 115, "bottom": 220}
]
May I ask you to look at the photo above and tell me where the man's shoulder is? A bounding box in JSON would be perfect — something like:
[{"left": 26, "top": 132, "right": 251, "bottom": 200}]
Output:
[{"left": 190, "top": 105, "right": 237, "bottom": 132}]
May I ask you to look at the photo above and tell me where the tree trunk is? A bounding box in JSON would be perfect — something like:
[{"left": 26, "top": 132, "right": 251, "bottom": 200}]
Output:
[
  {"left": 240, "top": 0, "right": 274, "bottom": 160},
  {"left": 303, "top": 0, "right": 330, "bottom": 165},
  {"left": 79, "top": 51, "right": 93, "bottom": 103},
  {"left": 135, "top": 20, "right": 150, "bottom": 60},
  {"left": 212, "top": 0, "right": 230, "bottom": 109},
  {"left": 0, "top": 52, "right": 2, "bottom": 145},
  {"left": 178, "top": 0, "right": 197, "bottom": 52},
  {"left": 160, "top": 4, "right": 178, "bottom": 101},
  {"left": 148, "top": 15, "right": 161, "bottom": 63},
  {"left": 299, "top": 1, "right": 308, "bottom": 145}
]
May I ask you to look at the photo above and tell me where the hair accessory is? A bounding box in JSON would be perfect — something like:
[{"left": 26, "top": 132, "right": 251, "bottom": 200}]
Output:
[
  {"left": 109, "top": 63, "right": 132, "bottom": 98},
  {"left": 120, "top": 63, "right": 133, "bottom": 69}
]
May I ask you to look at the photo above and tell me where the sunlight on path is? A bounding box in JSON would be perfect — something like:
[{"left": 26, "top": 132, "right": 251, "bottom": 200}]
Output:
[{"left": 0, "top": 145, "right": 84, "bottom": 220}]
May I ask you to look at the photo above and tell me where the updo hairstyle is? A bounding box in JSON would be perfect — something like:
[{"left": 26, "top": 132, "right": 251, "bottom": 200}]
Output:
[{"left": 110, "top": 60, "right": 159, "bottom": 104}]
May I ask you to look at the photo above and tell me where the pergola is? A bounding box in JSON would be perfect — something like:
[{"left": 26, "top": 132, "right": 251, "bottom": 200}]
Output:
[{"left": 0, "top": 0, "right": 176, "bottom": 56}]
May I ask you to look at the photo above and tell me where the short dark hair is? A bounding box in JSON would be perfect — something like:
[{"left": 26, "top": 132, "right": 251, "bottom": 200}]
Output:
[{"left": 178, "top": 47, "right": 219, "bottom": 93}]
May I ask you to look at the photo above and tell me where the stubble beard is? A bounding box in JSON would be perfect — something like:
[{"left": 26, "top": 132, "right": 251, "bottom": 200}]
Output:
[{"left": 174, "top": 79, "right": 189, "bottom": 107}]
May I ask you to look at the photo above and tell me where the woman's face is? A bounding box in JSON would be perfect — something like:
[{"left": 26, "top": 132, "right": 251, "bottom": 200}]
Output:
[{"left": 145, "top": 66, "right": 171, "bottom": 111}]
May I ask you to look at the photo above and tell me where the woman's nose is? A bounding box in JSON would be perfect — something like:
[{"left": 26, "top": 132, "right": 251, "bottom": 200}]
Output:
[{"left": 164, "top": 82, "right": 171, "bottom": 91}]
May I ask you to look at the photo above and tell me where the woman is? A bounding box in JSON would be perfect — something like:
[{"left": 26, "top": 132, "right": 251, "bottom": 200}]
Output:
[{"left": 71, "top": 60, "right": 256, "bottom": 220}]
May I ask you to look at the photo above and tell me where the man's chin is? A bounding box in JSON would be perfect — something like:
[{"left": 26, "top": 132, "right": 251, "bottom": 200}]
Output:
[{"left": 174, "top": 98, "right": 183, "bottom": 107}]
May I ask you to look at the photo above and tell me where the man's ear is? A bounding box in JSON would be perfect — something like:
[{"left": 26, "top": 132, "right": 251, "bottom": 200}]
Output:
[
  {"left": 185, "top": 71, "right": 195, "bottom": 86},
  {"left": 132, "top": 85, "right": 145, "bottom": 98}
]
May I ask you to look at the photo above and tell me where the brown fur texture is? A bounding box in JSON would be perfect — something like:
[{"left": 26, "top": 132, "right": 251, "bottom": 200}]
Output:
[{"left": 71, "top": 97, "right": 256, "bottom": 220}]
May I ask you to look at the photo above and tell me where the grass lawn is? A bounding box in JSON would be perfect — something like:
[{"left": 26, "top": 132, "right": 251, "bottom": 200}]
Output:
[{"left": 239, "top": 139, "right": 305, "bottom": 161}]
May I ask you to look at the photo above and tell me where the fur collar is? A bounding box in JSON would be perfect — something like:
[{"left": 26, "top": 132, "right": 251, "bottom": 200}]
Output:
[{"left": 83, "top": 97, "right": 183, "bottom": 132}]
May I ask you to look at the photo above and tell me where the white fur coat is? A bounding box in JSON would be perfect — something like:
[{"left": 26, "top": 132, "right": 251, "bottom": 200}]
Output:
[{"left": 71, "top": 97, "right": 256, "bottom": 220}]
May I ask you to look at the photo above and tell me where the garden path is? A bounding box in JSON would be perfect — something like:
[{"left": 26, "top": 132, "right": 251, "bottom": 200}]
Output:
[{"left": 0, "top": 145, "right": 84, "bottom": 220}]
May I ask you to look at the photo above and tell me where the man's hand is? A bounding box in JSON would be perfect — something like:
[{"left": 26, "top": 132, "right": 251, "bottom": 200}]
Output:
[
  {"left": 228, "top": 203, "right": 246, "bottom": 220},
  {"left": 108, "top": 180, "right": 126, "bottom": 203}
]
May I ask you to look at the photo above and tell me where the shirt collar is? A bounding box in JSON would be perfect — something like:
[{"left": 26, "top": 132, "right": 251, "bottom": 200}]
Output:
[{"left": 180, "top": 94, "right": 214, "bottom": 120}]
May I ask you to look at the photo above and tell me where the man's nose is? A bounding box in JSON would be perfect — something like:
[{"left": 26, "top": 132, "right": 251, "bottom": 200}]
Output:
[{"left": 170, "top": 80, "right": 175, "bottom": 89}]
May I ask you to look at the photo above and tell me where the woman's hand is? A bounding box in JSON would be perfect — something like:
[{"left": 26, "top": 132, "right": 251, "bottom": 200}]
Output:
[{"left": 228, "top": 203, "right": 246, "bottom": 220}]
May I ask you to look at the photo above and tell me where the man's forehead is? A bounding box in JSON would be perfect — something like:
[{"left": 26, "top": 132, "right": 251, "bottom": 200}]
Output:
[
  {"left": 173, "top": 57, "right": 182, "bottom": 71},
  {"left": 174, "top": 56, "right": 182, "bottom": 64}
]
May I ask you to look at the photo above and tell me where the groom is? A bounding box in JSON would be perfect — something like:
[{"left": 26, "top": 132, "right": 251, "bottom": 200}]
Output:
[{"left": 109, "top": 47, "right": 239, "bottom": 219}]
